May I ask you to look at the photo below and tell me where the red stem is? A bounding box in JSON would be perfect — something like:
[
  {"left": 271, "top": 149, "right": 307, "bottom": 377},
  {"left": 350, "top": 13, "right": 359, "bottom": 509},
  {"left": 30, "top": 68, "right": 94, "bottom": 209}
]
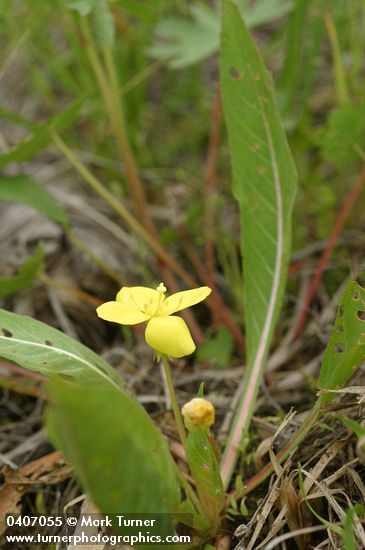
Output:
[{"left": 292, "top": 165, "right": 365, "bottom": 341}]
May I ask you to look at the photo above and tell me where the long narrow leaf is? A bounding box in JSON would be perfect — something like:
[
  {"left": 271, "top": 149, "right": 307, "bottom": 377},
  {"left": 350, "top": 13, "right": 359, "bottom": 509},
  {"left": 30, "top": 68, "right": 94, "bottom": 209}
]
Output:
[
  {"left": 0, "top": 175, "right": 69, "bottom": 228},
  {"left": 0, "top": 96, "right": 84, "bottom": 171},
  {"left": 220, "top": 0, "right": 297, "bottom": 487},
  {"left": 0, "top": 244, "right": 44, "bottom": 298}
]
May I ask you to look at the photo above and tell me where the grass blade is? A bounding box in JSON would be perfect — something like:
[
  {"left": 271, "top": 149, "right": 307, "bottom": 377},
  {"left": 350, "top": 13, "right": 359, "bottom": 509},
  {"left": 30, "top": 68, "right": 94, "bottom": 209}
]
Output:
[{"left": 0, "top": 175, "right": 70, "bottom": 228}]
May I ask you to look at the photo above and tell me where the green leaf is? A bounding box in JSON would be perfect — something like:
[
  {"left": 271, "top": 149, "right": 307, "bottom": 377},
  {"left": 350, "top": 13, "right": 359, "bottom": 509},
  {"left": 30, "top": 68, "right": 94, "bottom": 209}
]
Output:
[
  {"left": 343, "top": 508, "right": 358, "bottom": 550},
  {"left": 318, "top": 282, "right": 365, "bottom": 395},
  {"left": 242, "top": 0, "right": 293, "bottom": 28},
  {"left": 68, "top": 0, "right": 97, "bottom": 16},
  {"left": 47, "top": 379, "right": 180, "bottom": 536},
  {"left": 220, "top": 0, "right": 297, "bottom": 484},
  {"left": 0, "top": 106, "right": 36, "bottom": 130},
  {"left": 148, "top": 1, "right": 293, "bottom": 69},
  {"left": 185, "top": 429, "right": 224, "bottom": 533},
  {"left": 114, "top": 0, "right": 160, "bottom": 21},
  {"left": 320, "top": 104, "right": 365, "bottom": 165},
  {"left": 178, "top": 499, "right": 210, "bottom": 532},
  {"left": 339, "top": 416, "right": 365, "bottom": 439},
  {"left": 0, "top": 309, "right": 124, "bottom": 390},
  {"left": 0, "top": 175, "right": 70, "bottom": 228},
  {"left": 0, "top": 97, "right": 84, "bottom": 172},
  {"left": 0, "top": 244, "right": 44, "bottom": 298},
  {"left": 279, "top": 0, "right": 327, "bottom": 116},
  {"left": 197, "top": 326, "right": 234, "bottom": 368},
  {"left": 68, "top": 0, "right": 115, "bottom": 44},
  {"left": 197, "top": 382, "right": 205, "bottom": 397},
  {"left": 148, "top": 4, "right": 219, "bottom": 69},
  {"left": 94, "top": 0, "right": 115, "bottom": 46},
  {"left": 239, "top": 497, "right": 249, "bottom": 516},
  {"left": 343, "top": 505, "right": 365, "bottom": 550},
  {"left": 234, "top": 474, "right": 244, "bottom": 493}
]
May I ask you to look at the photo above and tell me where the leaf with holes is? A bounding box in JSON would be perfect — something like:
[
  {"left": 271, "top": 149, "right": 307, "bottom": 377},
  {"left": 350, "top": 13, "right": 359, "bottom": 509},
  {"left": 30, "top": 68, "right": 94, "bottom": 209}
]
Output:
[
  {"left": 0, "top": 309, "right": 124, "bottom": 390},
  {"left": 318, "top": 281, "right": 365, "bottom": 397},
  {"left": 219, "top": 0, "right": 297, "bottom": 486},
  {"left": 47, "top": 379, "right": 180, "bottom": 537}
]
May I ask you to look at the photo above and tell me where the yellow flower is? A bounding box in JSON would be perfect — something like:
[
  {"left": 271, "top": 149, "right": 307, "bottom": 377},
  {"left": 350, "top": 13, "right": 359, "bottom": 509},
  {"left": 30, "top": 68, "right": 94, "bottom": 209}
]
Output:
[
  {"left": 182, "top": 397, "right": 215, "bottom": 430},
  {"left": 96, "top": 283, "right": 211, "bottom": 358}
]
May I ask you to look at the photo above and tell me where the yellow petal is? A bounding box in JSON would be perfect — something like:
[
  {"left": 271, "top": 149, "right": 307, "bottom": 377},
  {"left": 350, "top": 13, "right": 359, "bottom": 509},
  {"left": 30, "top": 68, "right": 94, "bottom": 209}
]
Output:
[
  {"left": 145, "top": 316, "right": 195, "bottom": 358},
  {"left": 96, "top": 301, "right": 149, "bottom": 325},
  {"left": 116, "top": 286, "right": 160, "bottom": 315},
  {"left": 162, "top": 287, "right": 211, "bottom": 316}
]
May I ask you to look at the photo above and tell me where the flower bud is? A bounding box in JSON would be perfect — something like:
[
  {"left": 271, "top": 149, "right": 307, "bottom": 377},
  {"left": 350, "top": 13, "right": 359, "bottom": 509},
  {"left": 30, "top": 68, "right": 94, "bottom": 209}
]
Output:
[{"left": 181, "top": 397, "right": 215, "bottom": 431}]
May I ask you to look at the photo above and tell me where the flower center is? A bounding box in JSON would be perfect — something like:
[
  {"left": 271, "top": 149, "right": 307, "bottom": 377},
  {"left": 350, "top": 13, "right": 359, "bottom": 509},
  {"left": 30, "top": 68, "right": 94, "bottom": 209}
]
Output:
[{"left": 143, "top": 283, "right": 167, "bottom": 317}]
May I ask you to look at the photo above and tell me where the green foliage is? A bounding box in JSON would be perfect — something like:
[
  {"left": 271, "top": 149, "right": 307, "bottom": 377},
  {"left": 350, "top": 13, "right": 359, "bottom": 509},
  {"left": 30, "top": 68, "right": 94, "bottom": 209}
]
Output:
[
  {"left": 0, "top": 175, "right": 69, "bottom": 228},
  {"left": 279, "top": 0, "right": 327, "bottom": 116},
  {"left": 197, "top": 382, "right": 205, "bottom": 397},
  {"left": 69, "top": 0, "right": 115, "bottom": 45},
  {"left": 339, "top": 417, "right": 365, "bottom": 462},
  {"left": 221, "top": 0, "right": 296, "bottom": 367},
  {"left": 68, "top": 0, "right": 162, "bottom": 21},
  {"left": 185, "top": 429, "right": 224, "bottom": 533},
  {"left": 148, "top": 4, "right": 219, "bottom": 69},
  {"left": 197, "top": 327, "right": 234, "bottom": 368},
  {"left": 0, "top": 244, "right": 44, "bottom": 298},
  {"left": 68, "top": 0, "right": 98, "bottom": 16},
  {"left": 318, "top": 281, "right": 365, "bottom": 396},
  {"left": 343, "top": 505, "right": 365, "bottom": 550},
  {"left": 219, "top": 0, "right": 297, "bottom": 477},
  {"left": 94, "top": 0, "right": 115, "bottom": 46},
  {"left": 149, "top": 1, "right": 293, "bottom": 69},
  {"left": 320, "top": 104, "right": 365, "bottom": 165},
  {"left": 0, "top": 106, "right": 36, "bottom": 130},
  {"left": 0, "top": 309, "right": 124, "bottom": 389},
  {"left": 1, "top": 0, "right": 365, "bottom": 538},
  {"left": 340, "top": 416, "right": 365, "bottom": 439},
  {"left": 177, "top": 498, "right": 210, "bottom": 532},
  {"left": 47, "top": 379, "right": 180, "bottom": 535},
  {"left": 0, "top": 97, "right": 84, "bottom": 172},
  {"left": 114, "top": 0, "right": 164, "bottom": 21},
  {"left": 242, "top": 0, "right": 293, "bottom": 27}
]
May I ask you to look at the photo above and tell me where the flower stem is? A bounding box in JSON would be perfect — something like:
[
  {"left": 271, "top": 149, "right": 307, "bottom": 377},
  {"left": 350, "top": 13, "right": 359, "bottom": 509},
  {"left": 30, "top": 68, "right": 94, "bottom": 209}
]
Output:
[{"left": 161, "top": 354, "right": 187, "bottom": 448}]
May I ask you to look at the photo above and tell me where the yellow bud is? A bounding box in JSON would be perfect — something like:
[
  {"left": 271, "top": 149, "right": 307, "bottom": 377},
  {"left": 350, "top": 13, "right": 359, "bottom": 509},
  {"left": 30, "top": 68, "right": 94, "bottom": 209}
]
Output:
[{"left": 181, "top": 397, "right": 215, "bottom": 430}]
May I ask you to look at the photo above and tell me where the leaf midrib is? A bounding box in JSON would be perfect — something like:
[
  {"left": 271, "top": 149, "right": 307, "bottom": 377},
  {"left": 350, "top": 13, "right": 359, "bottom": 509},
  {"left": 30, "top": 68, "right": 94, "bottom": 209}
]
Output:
[
  {"left": 221, "top": 48, "right": 285, "bottom": 481},
  {"left": 0, "top": 334, "right": 121, "bottom": 390}
]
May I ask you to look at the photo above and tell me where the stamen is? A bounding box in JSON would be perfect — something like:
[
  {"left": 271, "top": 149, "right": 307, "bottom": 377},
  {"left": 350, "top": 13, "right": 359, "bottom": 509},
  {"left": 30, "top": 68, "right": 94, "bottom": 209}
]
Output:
[
  {"left": 155, "top": 282, "right": 167, "bottom": 315},
  {"left": 156, "top": 282, "right": 167, "bottom": 294}
]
